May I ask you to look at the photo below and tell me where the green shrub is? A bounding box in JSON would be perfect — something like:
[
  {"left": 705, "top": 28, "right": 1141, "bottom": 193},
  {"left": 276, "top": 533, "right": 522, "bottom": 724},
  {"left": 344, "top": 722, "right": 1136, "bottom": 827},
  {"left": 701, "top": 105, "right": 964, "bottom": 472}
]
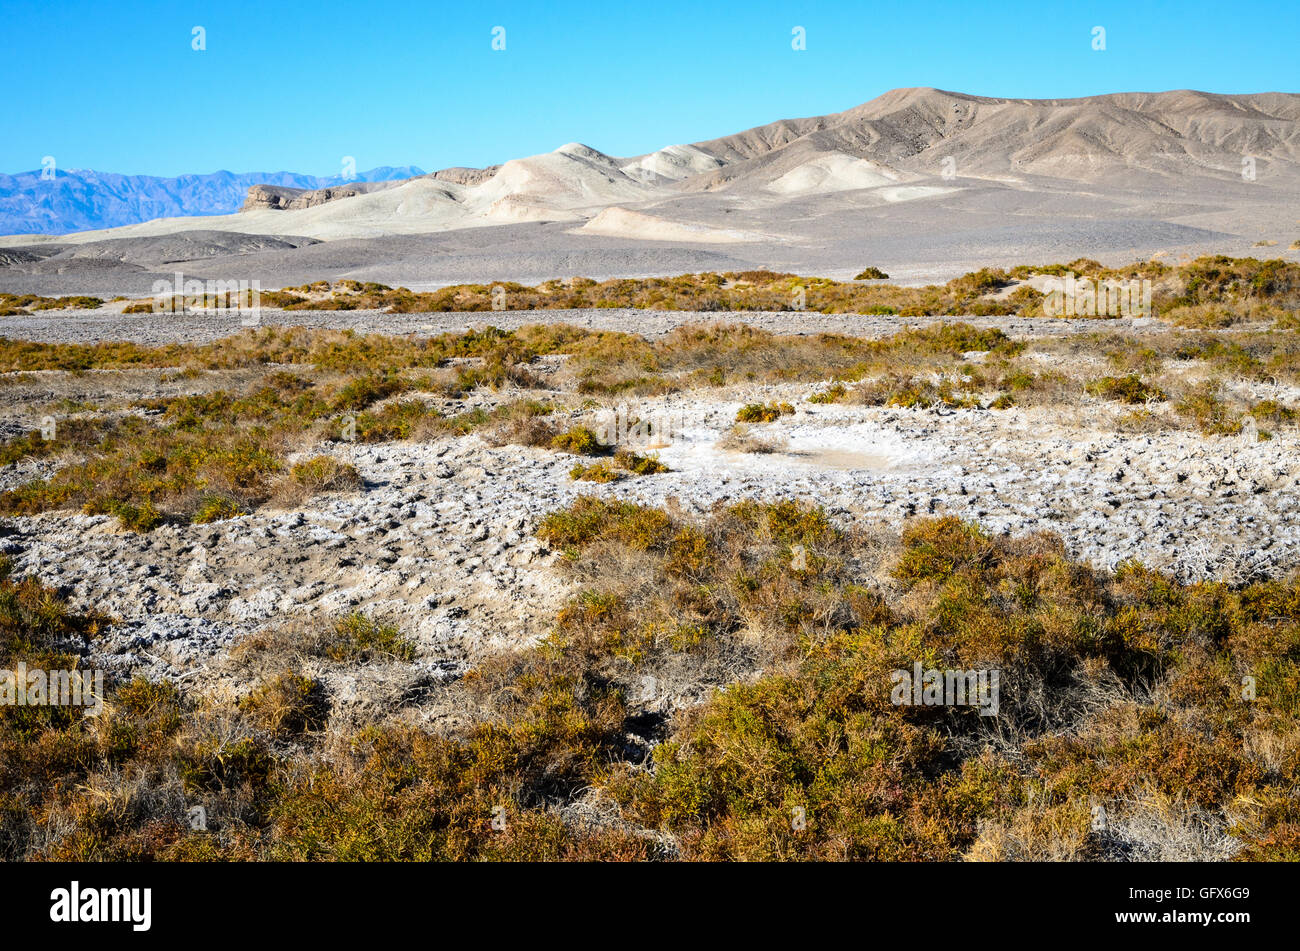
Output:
[
  {"left": 736, "top": 402, "right": 794, "bottom": 423},
  {"left": 194, "top": 495, "right": 247, "bottom": 523},
  {"left": 1085, "top": 375, "right": 1168, "bottom": 404},
  {"left": 289, "top": 456, "right": 362, "bottom": 491},
  {"left": 324, "top": 612, "right": 416, "bottom": 662},
  {"left": 550, "top": 426, "right": 605, "bottom": 455},
  {"left": 612, "top": 449, "right": 669, "bottom": 475},
  {"left": 570, "top": 460, "right": 624, "bottom": 483},
  {"left": 109, "top": 500, "right": 162, "bottom": 532}
]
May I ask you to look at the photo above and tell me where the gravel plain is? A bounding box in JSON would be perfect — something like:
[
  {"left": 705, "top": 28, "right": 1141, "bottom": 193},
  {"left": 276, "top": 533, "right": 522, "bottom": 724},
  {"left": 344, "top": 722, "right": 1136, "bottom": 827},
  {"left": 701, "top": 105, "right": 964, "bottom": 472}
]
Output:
[{"left": 1, "top": 306, "right": 1165, "bottom": 344}]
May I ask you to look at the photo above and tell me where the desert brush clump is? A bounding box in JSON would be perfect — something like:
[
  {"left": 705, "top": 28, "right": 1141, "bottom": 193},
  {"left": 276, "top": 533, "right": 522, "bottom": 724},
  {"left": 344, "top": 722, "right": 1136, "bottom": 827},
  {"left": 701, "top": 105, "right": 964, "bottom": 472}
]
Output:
[
  {"left": 288, "top": 455, "right": 362, "bottom": 492},
  {"left": 0, "top": 293, "right": 103, "bottom": 316},
  {"left": 239, "top": 672, "right": 329, "bottom": 736},
  {"left": 550, "top": 425, "right": 607, "bottom": 456},
  {"left": 612, "top": 449, "right": 669, "bottom": 475},
  {"left": 569, "top": 460, "right": 624, "bottom": 483},
  {"left": 1176, "top": 382, "right": 1244, "bottom": 436},
  {"left": 808, "top": 382, "right": 847, "bottom": 404},
  {"left": 193, "top": 495, "right": 248, "bottom": 523},
  {"left": 322, "top": 612, "right": 416, "bottom": 663},
  {"left": 7, "top": 319, "right": 1300, "bottom": 530},
  {"left": 0, "top": 416, "right": 118, "bottom": 467},
  {"left": 735, "top": 401, "right": 794, "bottom": 423},
  {"left": 1085, "top": 375, "right": 1169, "bottom": 405},
  {"left": 834, "top": 373, "right": 984, "bottom": 409},
  {"left": 570, "top": 449, "right": 669, "bottom": 481}
]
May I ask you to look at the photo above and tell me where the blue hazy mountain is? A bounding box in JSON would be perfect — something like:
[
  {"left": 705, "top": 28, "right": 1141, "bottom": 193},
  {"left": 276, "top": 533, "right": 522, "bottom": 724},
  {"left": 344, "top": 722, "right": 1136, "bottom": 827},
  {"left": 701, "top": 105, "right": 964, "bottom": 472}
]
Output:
[{"left": 0, "top": 166, "right": 426, "bottom": 236}]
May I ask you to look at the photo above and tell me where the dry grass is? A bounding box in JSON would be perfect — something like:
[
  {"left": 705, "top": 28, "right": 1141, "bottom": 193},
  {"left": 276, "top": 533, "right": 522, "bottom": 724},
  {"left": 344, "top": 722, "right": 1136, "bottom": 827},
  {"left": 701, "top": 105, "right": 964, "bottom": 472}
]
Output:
[
  {"left": 189, "top": 256, "right": 1299, "bottom": 323},
  {"left": 717, "top": 424, "right": 788, "bottom": 454}
]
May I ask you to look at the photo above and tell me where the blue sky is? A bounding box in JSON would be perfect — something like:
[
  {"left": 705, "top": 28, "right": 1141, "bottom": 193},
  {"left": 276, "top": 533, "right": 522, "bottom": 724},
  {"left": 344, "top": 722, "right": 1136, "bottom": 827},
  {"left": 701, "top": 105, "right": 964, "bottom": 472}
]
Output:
[{"left": 4, "top": 0, "right": 1296, "bottom": 177}]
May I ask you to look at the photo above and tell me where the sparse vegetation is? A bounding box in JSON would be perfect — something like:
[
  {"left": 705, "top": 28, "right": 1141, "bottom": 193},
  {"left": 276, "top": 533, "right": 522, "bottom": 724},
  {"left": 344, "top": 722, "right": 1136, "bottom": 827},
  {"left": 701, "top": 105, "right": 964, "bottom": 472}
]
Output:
[
  {"left": 323, "top": 612, "right": 416, "bottom": 663},
  {"left": 5, "top": 493, "right": 1299, "bottom": 861},
  {"left": 8, "top": 307, "right": 1300, "bottom": 530},
  {"left": 0, "top": 293, "right": 103, "bottom": 316},
  {"left": 718, "top": 424, "right": 788, "bottom": 454},
  {"left": 1085, "top": 375, "right": 1169, "bottom": 405},
  {"left": 570, "top": 460, "right": 624, "bottom": 482},
  {"left": 551, "top": 425, "right": 606, "bottom": 456},
  {"left": 736, "top": 401, "right": 794, "bottom": 423},
  {"left": 5, "top": 166, "right": 1300, "bottom": 880}
]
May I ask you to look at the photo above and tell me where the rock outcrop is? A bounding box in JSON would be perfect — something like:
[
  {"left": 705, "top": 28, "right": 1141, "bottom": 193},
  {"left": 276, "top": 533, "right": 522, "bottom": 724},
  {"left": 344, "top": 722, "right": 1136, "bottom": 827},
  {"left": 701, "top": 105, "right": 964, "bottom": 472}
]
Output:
[
  {"left": 240, "top": 165, "right": 500, "bottom": 212},
  {"left": 430, "top": 165, "right": 501, "bottom": 187},
  {"left": 241, "top": 181, "right": 395, "bottom": 211}
]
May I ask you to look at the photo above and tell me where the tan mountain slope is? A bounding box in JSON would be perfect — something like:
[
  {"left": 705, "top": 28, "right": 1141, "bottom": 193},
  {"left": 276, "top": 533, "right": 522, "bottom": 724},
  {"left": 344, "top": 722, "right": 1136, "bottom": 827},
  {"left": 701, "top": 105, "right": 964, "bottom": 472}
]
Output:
[
  {"left": 3, "top": 87, "right": 1296, "bottom": 247},
  {"left": 678, "top": 87, "right": 1300, "bottom": 191}
]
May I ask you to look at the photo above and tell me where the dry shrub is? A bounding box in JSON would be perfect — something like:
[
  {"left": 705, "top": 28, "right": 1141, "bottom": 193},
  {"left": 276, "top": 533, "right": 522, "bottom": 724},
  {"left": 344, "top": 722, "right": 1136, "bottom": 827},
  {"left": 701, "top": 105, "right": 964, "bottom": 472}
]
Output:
[
  {"left": 717, "top": 424, "right": 787, "bottom": 454},
  {"left": 1100, "top": 787, "right": 1241, "bottom": 861},
  {"left": 1085, "top": 374, "right": 1168, "bottom": 404},
  {"left": 292, "top": 455, "right": 361, "bottom": 491},
  {"left": 272, "top": 455, "right": 362, "bottom": 506},
  {"left": 239, "top": 672, "right": 329, "bottom": 736},
  {"left": 4, "top": 492, "right": 1300, "bottom": 860},
  {"left": 483, "top": 414, "right": 559, "bottom": 448},
  {"left": 964, "top": 797, "right": 1094, "bottom": 862}
]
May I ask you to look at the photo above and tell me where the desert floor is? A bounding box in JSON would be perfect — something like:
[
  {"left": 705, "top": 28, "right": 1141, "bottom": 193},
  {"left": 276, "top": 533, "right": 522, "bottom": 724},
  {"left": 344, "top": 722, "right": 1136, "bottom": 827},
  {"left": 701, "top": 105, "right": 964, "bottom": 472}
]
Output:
[{"left": 2, "top": 307, "right": 1294, "bottom": 704}]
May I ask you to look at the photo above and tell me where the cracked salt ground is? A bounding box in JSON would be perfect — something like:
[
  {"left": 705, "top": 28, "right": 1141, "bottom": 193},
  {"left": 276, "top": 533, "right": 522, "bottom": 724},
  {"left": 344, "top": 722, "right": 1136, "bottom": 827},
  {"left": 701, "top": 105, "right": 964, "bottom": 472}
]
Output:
[
  {"left": 658, "top": 416, "right": 926, "bottom": 475},
  {"left": 587, "top": 400, "right": 1300, "bottom": 580},
  {"left": 5, "top": 392, "right": 1300, "bottom": 680}
]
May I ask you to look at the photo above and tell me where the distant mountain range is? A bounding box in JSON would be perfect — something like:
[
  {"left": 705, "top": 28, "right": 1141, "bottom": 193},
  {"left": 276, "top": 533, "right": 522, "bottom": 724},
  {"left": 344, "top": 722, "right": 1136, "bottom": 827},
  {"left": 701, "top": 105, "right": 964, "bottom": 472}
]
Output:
[
  {"left": 7, "top": 88, "right": 1297, "bottom": 245},
  {"left": 2, "top": 89, "right": 1297, "bottom": 297},
  {"left": 0, "top": 166, "right": 425, "bottom": 235}
]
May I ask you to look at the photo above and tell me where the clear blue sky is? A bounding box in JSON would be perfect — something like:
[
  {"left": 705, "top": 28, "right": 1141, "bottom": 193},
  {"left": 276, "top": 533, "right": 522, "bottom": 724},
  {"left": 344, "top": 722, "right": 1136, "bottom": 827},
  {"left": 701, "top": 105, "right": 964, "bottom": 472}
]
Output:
[{"left": 4, "top": 0, "right": 1296, "bottom": 177}]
